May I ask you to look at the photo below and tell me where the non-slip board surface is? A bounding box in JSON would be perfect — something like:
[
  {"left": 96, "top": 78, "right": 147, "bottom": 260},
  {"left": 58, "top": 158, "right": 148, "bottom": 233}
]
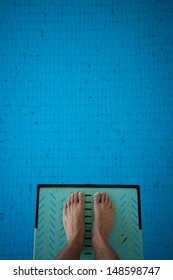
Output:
[{"left": 34, "top": 185, "right": 143, "bottom": 260}]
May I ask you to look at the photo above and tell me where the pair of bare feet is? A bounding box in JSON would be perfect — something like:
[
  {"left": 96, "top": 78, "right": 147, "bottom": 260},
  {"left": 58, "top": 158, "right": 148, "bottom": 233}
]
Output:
[{"left": 57, "top": 192, "right": 119, "bottom": 260}]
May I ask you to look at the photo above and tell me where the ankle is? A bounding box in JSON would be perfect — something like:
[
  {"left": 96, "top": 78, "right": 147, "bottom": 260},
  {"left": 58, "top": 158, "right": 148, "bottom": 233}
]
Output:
[
  {"left": 67, "top": 233, "right": 84, "bottom": 251},
  {"left": 92, "top": 227, "right": 108, "bottom": 243},
  {"left": 92, "top": 229, "right": 105, "bottom": 249},
  {"left": 92, "top": 230, "right": 120, "bottom": 260}
]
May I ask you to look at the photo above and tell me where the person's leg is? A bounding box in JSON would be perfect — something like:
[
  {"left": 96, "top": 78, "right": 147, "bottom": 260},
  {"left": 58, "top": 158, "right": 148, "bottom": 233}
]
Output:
[
  {"left": 56, "top": 192, "right": 85, "bottom": 260},
  {"left": 92, "top": 192, "right": 119, "bottom": 260}
]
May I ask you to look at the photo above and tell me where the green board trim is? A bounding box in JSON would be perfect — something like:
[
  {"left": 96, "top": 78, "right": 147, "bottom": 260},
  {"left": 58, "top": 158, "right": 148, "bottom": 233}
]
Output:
[{"left": 34, "top": 184, "right": 143, "bottom": 260}]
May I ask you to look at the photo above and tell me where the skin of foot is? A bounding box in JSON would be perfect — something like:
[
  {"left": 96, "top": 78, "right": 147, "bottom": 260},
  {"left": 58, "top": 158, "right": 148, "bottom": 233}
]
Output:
[
  {"left": 63, "top": 192, "right": 85, "bottom": 250},
  {"left": 91, "top": 192, "right": 120, "bottom": 260},
  {"left": 92, "top": 192, "right": 114, "bottom": 243},
  {"left": 92, "top": 192, "right": 114, "bottom": 241}
]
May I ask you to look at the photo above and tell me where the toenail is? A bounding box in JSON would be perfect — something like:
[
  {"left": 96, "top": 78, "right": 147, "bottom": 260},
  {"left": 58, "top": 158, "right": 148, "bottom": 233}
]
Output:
[
  {"left": 79, "top": 192, "right": 83, "bottom": 196},
  {"left": 94, "top": 192, "right": 100, "bottom": 196}
]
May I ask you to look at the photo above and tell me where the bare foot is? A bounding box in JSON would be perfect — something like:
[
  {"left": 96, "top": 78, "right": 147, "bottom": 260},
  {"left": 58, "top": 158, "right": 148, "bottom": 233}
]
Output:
[
  {"left": 63, "top": 192, "right": 85, "bottom": 248},
  {"left": 92, "top": 192, "right": 119, "bottom": 260},
  {"left": 92, "top": 192, "right": 114, "bottom": 242}
]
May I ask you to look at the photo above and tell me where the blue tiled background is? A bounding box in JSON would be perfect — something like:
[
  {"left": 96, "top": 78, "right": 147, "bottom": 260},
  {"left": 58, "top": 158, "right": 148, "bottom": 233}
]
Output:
[{"left": 0, "top": 0, "right": 173, "bottom": 260}]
